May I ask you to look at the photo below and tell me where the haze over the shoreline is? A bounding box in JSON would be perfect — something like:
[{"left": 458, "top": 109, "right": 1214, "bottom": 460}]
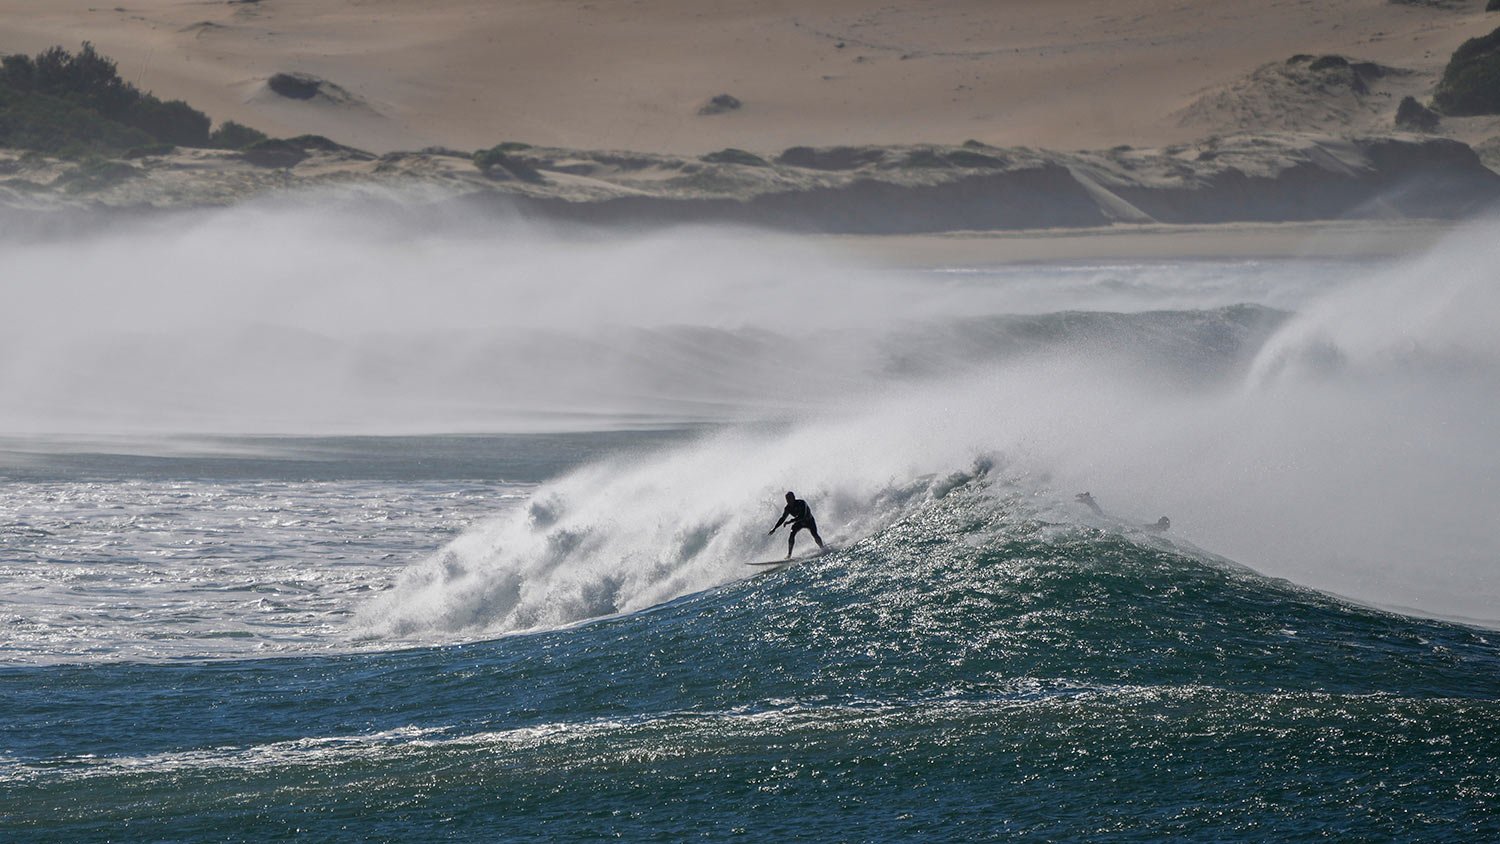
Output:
[{"left": 3, "top": 0, "right": 1498, "bottom": 156}]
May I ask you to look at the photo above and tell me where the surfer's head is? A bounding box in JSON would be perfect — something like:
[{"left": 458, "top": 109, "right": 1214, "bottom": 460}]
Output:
[{"left": 785, "top": 491, "right": 796, "bottom": 502}]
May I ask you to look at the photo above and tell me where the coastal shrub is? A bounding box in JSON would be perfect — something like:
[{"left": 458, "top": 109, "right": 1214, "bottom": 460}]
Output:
[
  {"left": 589, "top": 152, "right": 660, "bottom": 170},
  {"left": 776, "top": 145, "right": 885, "bottom": 170},
  {"left": 239, "top": 138, "right": 309, "bottom": 168},
  {"left": 235, "top": 134, "right": 371, "bottom": 164},
  {"left": 898, "top": 147, "right": 1009, "bottom": 169},
  {"left": 946, "top": 149, "right": 1007, "bottom": 168},
  {"left": 0, "top": 42, "right": 265, "bottom": 155},
  {"left": 898, "top": 148, "right": 953, "bottom": 169},
  {"left": 1308, "top": 55, "right": 1349, "bottom": 72},
  {"left": 54, "top": 157, "right": 141, "bottom": 193},
  {"left": 1433, "top": 26, "right": 1500, "bottom": 115},
  {"left": 123, "top": 143, "right": 176, "bottom": 159},
  {"left": 208, "top": 120, "right": 268, "bottom": 150},
  {"left": 285, "top": 134, "right": 362, "bottom": 155},
  {"left": 130, "top": 96, "right": 211, "bottom": 146},
  {"left": 701, "top": 148, "right": 768, "bottom": 166},
  {"left": 698, "top": 94, "right": 742, "bottom": 116},
  {"left": 7, "top": 44, "right": 138, "bottom": 118},
  {"left": 1395, "top": 96, "right": 1440, "bottom": 131},
  {"left": 0, "top": 78, "right": 154, "bottom": 156},
  {"left": 473, "top": 145, "right": 546, "bottom": 182},
  {"left": 267, "top": 72, "right": 321, "bottom": 100}
]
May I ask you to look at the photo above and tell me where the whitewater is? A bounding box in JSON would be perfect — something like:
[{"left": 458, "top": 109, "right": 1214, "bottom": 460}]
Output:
[{"left": 2, "top": 201, "right": 1498, "bottom": 840}]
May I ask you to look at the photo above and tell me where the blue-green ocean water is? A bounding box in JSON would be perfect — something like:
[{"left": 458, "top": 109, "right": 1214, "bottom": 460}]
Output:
[
  {"left": 5, "top": 214, "right": 1500, "bottom": 841},
  {"left": 2, "top": 435, "right": 1497, "bottom": 842}
]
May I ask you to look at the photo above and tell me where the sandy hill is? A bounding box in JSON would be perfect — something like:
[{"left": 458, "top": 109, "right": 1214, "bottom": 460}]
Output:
[{"left": 2, "top": 0, "right": 1498, "bottom": 156}]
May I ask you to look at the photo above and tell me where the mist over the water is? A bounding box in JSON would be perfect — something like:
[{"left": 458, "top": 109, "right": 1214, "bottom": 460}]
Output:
[
  {"left": 5, "top": 196, "right": 1498, "bottom": 629},
  {"left": 0, "top": 196, "right": 1353, "bottom": 435}
]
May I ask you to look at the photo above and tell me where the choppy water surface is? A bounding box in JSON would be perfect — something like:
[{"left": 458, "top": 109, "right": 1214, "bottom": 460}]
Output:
[
  {"left": 0, "top": 477, "right": 514, "bottom": 662},
  {"left": 3, "top": 463, "right": 1497, "bottom": 841}
]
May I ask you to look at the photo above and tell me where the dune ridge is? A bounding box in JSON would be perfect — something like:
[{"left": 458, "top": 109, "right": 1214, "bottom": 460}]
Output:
[{"left": 3, "top": 132, "right": 1495, "bottom": 236}]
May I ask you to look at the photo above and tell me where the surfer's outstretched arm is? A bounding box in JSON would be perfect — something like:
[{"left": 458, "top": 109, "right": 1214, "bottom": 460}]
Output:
[{"left": 768, "top": 507, "right": 790, "bottom": 534}]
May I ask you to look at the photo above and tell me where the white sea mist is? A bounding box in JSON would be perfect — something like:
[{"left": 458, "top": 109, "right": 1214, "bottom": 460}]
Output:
[{"left": 3, "top": 194, "right": 1496, "bottom": 631}]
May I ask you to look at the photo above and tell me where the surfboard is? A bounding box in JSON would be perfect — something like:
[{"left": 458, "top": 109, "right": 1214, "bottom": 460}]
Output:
[{"left": 747, "top": 547, "right": 834, "bottom": 567}]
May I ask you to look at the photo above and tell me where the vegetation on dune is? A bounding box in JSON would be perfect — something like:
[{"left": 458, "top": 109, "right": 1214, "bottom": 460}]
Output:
[
  {"left": 700, "top": 148, "right": 768, "bottom": 166},
  {"left": 1394, "top": 96, "right": 1440, "bottom": 132},
  {"left": 473, "top": 144, "right": 546, "bottom": 182},
  {"left": 0, "top": 42, "right": 270, "bottom": 157},
  {"left": 1433, "top": 26, "right": 1500, "bottom": 116},
  {"left": 209, "top": 121, "right": 268, "bottom": 150},
  {"left": 237, "top": 134, "right": 371, "bottom": 168},
  {"left": 697, "top": 94, "right": 742, "bottom": 116},
  {"left": 52, "top": 157, "right": 142, "bottom": 193},
  {"left": 897, "top": 147, "right": 1009, "bottom": 169},
  {"left": 776, "top": 145, "right": 886, "bottom": 170}
]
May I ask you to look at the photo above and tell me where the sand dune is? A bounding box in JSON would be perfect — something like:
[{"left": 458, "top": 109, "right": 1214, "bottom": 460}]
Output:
[{"left": 2, "top": 0, "right": 1497, "bottom": 155}]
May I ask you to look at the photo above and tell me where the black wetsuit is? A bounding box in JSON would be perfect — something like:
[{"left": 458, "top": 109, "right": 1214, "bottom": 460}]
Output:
[
  {"left": 772, "top": 497, "right": 824, "bottom": 556},
  {"left": 779, "top": 499, "right": 815, "bottom": 531}
]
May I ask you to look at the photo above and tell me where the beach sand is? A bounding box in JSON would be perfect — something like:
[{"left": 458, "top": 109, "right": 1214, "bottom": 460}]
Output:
[{"left": 2, "top": 0, "right": 1497, "bottom": 156}]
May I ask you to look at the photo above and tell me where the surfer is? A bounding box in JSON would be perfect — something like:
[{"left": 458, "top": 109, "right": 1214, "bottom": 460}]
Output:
[{"left": 769, "top": 491, "right": 825, "bottom": 559}]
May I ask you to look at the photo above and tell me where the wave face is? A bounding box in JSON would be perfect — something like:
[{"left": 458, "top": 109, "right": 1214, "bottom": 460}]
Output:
[{"left": 5, "top": 473, "right": 1499, "bottom": 840}]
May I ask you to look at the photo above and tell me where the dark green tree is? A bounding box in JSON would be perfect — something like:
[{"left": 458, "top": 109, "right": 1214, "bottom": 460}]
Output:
[{"left": 1433, "top": 27, "right": 1500, "bottom": 116}]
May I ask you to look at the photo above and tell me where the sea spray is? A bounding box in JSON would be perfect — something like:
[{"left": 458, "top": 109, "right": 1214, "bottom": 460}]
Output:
[
  {"left": 0, "top": 196, "right": 1321, "bottom": 435},
  {"left": 356, "top": 220, "right": 1500, "bottom": 637},
  {"left": 352, "top": 418, "right": 1003, "bottom": 639},
  {"left": 3, "top": 196, "right": 1497, "bottom": 629}
]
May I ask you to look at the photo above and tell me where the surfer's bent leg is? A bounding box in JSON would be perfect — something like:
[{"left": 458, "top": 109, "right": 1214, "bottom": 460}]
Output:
[
  {"left": 809, "top": 523, "right": 825, "bottom": 549},
  {"left": 787, "top": 524, "right": 803, "bottom": 558}
]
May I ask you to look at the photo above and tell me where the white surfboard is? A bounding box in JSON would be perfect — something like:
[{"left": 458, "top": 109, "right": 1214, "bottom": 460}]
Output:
[{"left": 746, "top": 547, "right": 834, "bottom": 567}]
